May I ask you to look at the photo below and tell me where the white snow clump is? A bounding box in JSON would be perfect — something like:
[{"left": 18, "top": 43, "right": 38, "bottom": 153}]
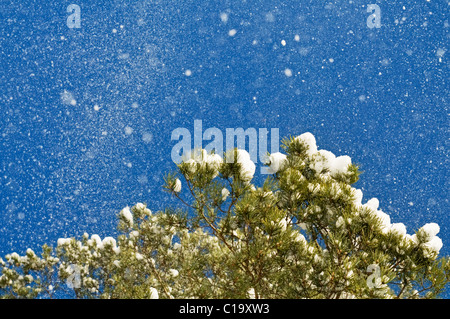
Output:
[
  {"left": 236, "top": 149, "right": 256, "bottom": 181},
  {"left": 267, "top": 152, "right": 287, "bottom": 174},
  {"left": 120, "top": 206, "right": 133, "bottom": 226}
]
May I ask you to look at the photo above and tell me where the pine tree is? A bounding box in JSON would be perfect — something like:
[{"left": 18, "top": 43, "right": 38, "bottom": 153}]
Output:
[{"left": 1, "top": 133, "right": 449, "bottom": 299}]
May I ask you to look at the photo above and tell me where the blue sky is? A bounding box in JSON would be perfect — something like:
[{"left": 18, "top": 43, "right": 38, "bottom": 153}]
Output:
[{"left": 0, "top": 0, "right": 448, "bottom": 296}]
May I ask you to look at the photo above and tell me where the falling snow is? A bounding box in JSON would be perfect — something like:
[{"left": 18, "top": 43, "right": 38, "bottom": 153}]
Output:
[{"left": 0, "top": 1, "right": 448, "bottom": 299}]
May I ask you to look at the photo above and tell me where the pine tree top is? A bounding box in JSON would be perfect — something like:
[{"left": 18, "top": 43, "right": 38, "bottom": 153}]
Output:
[{"left": 1, "top": 133, "right": 449, "bottom": 299}]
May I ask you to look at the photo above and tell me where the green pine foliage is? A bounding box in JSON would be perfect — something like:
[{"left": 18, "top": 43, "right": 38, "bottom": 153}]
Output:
[{"left": 1, "top": 134, "right": 449, "bottom": 299}]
